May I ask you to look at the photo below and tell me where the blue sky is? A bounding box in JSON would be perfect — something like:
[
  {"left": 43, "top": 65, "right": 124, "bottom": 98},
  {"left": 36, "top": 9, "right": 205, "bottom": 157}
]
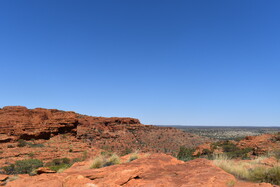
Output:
[{"left": 0, "top": 0, "right": 279, "bottom": 126}]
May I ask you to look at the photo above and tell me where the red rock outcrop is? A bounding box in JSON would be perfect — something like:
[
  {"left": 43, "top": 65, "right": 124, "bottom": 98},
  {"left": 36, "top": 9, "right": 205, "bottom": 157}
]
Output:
[
  {"left": 5, "top": 154, "right": 274, "bottom": 187},
  {"left": 0, "top": 106, "right": 209, "bottom": 155},
  {"left": 0, "top": 106, "right": 139, "bottom": 140},
  {"left": 237, "top": 134, "right": 280, "bottom": 155}
]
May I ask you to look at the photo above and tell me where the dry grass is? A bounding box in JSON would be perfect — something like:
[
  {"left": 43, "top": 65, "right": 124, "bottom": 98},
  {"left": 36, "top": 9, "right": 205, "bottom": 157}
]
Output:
[
  {"left": 127, "top": 152, "right": 139, "bottom": 162},
  {"left": 90, "top": 153, "right": 121, "bottom": 169},
  {"left": 226, "top": 180, "right": 236, "bottom": 187},
  {"left": 213, "top": 154, "right": 280, "bottom": 185},
  {"left": 213, "top": 154, "right": 250, "bottom": 179}
]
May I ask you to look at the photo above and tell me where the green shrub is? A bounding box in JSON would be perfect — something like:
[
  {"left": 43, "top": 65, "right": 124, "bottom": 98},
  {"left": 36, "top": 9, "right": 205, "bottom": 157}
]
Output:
[
  {"left": 2, "top": 159, "right": 43, "bottom": 174},
  {"left": 28, "top": 143, "right": 44, "bottom": 148},
  {"left": 17, "top": 139, "right": 27, "bottom": 147},
  {"left": 28, "top": 152, "right": 35, "bottom": 158},
  {"left": 177, "top": 146, "right": 195, "bottom": 161},
  {"left": 47, "top": 158, "right": 71, "bottom": 166},
  {"left": 45, "top": 158, "right": 72, "bottom": 172},
  {"left": 211, "top": 141, "right": 252, "bottom": 159},
  {"left": 72, "top": 158, "right": 82, "bottom": 163},
  {"left": 17, "top": 139, "right": 44, "bottom": 148}
]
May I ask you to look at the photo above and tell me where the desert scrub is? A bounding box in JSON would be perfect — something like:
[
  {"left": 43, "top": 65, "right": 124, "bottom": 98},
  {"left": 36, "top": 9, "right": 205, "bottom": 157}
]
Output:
[
  {"left": 214, "top": 154, "right": 280, "bottom": 185},
  {"left": 250, "top": 166, "right": 280, "bottom": 185},
  {"left": 122, "top": 147, "right": 132, "bottom": 156},
  {"left": 177, "top": 146, "right": 195, "bottom": 161},
  {"left": 90, "top": 153, "right": 121, "bottom": 169},
  {"left": 91, "top": 157, "right": 104, "bottom": 169},
  {"left": 45, "top": 157, "right": 76, "bottom": 172},
  {"left": 270, "top": 149, "right": 280, "bottom": 160},
  {"left": 226, "top": 180, "right": 236, "bottom": 187},
  {"left": 271, "top": 133, "right": 280, "bottom": 142},
  {"left": 17, "top": 139, "right": 44, "bottom": 148},
  {"left": 128, "top": 152, "right": 139, "bottom": 162},
  {"left": 2, "top": 159, "right": 43, "bottom": 175},
  {"left": 211, "top": 141, "right": 252, "bottom": 159},
  {"left": 213, "top": 154, "right": 250, "bottom": 179},
  {"left": 17, "top": 139, "right": 28, "bottom": 147}
]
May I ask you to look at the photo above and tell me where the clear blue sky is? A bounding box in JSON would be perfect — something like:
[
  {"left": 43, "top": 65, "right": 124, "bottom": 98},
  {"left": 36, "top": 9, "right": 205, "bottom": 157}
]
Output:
[{"left": 0, "top": 0, "right": 279, "bottom": 126}]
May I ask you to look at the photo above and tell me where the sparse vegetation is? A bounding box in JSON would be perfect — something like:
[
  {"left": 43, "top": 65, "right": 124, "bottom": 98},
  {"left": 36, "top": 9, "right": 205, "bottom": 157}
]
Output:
[
  {"left": 226, "top": 180, "right": 236, "bottom": 187},
  {"left": 90, "top": 153, "right": 121, "bottom": 169},
  {"left": 2, "top": 159, "right": 43, "bottom": 175},
  {"left": 28, "top": 152, "right": 35, "bottom": 158},
  {"left": 271, "top": 150, "right": 280, "bottom": 160},
  {"left": 91, "top": 157, "right": 104, "bottom": 169},
  {"left": 122, "top": 147, "right": 132, "bottom": 155},
  {"left": 45, "top": 158, "right": 72, "bottom": 172},
  {"left": 82, "top": 151, "right": 88, "bottom": 161},
  {"left": 103, "top": 154, "right": 121, "bottom": 166},
  {"left": 7, "top": 144, "right": 14, "bottom": 148},
  {"left": 17, "top": 139, "right": 44, "bottom": 148},
  {"left": 177, "top": 146, "right": 195, "bottom": 161},
  {"left": 128, "top": 152, "right": 139, "bottom": 162},
  {"left": 249, "top": 166, "right": 280, "bottom": 185},
  {"left": 271, "top": 133, "right": 280, "bottom": 142},
  {"left": 178, "top": 126, "right": 280, "bottom": 140},
  {"left": 210, "top": 141, "right": 252, "bottom": 159},
  {"left": 214, "top": 154, "right": 280, "bottom": 185},
  {"left": 17, "top": 139, "right": 28, "bottom": 147}
]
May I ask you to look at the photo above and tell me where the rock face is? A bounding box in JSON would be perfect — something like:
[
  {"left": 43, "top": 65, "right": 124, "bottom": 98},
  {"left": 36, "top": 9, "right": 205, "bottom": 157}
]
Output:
[
  {"left": 5, "top": 154, "right": 273, "bottom": 187},
  {"left": 0, "top": 106, "right": 210, "bottom": 167},
  {"left": 0, "top": 106, "right": 139, "bottom": 140},
  {"left": 0, "top": 106, "right": 209, "bottom": 155}
]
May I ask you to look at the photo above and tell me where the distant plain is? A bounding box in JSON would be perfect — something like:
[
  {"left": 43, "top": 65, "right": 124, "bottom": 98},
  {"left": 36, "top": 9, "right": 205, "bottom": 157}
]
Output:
[{"left": 161, "top": 126, "right": 280, "bottom": 140}]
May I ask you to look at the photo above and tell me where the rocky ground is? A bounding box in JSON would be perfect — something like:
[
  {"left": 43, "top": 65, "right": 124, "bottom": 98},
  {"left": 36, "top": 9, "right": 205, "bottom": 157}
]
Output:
[
  {"left": 1, "top": 106, "right": 280, "bottom": 187},
  {"left": 1, "top": 153, "right": 275, "bottom": 187}
]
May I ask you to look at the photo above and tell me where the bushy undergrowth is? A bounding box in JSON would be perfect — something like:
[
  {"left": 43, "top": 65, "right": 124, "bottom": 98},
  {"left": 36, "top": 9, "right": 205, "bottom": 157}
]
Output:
[
  {"left": 177, "top": 141, "right": 253, "bottom": 162},
  {"left": 2, "top": 159, "right": 43, "bottom": 174},
  {"left": 177, "top": 146, "right": 195, "bottom": 161},
  {"left": 211, "top": 141, "right": 252, "bottom": 159}
]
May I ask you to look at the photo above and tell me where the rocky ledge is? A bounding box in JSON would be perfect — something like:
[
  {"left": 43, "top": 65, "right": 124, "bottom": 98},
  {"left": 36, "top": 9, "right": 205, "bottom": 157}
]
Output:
[
  {"left": 5, "top": 154, "right": 273, "bottom": 187},
  {"left": 0, "top": 106, "right": 209, "bottom": 155}
]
